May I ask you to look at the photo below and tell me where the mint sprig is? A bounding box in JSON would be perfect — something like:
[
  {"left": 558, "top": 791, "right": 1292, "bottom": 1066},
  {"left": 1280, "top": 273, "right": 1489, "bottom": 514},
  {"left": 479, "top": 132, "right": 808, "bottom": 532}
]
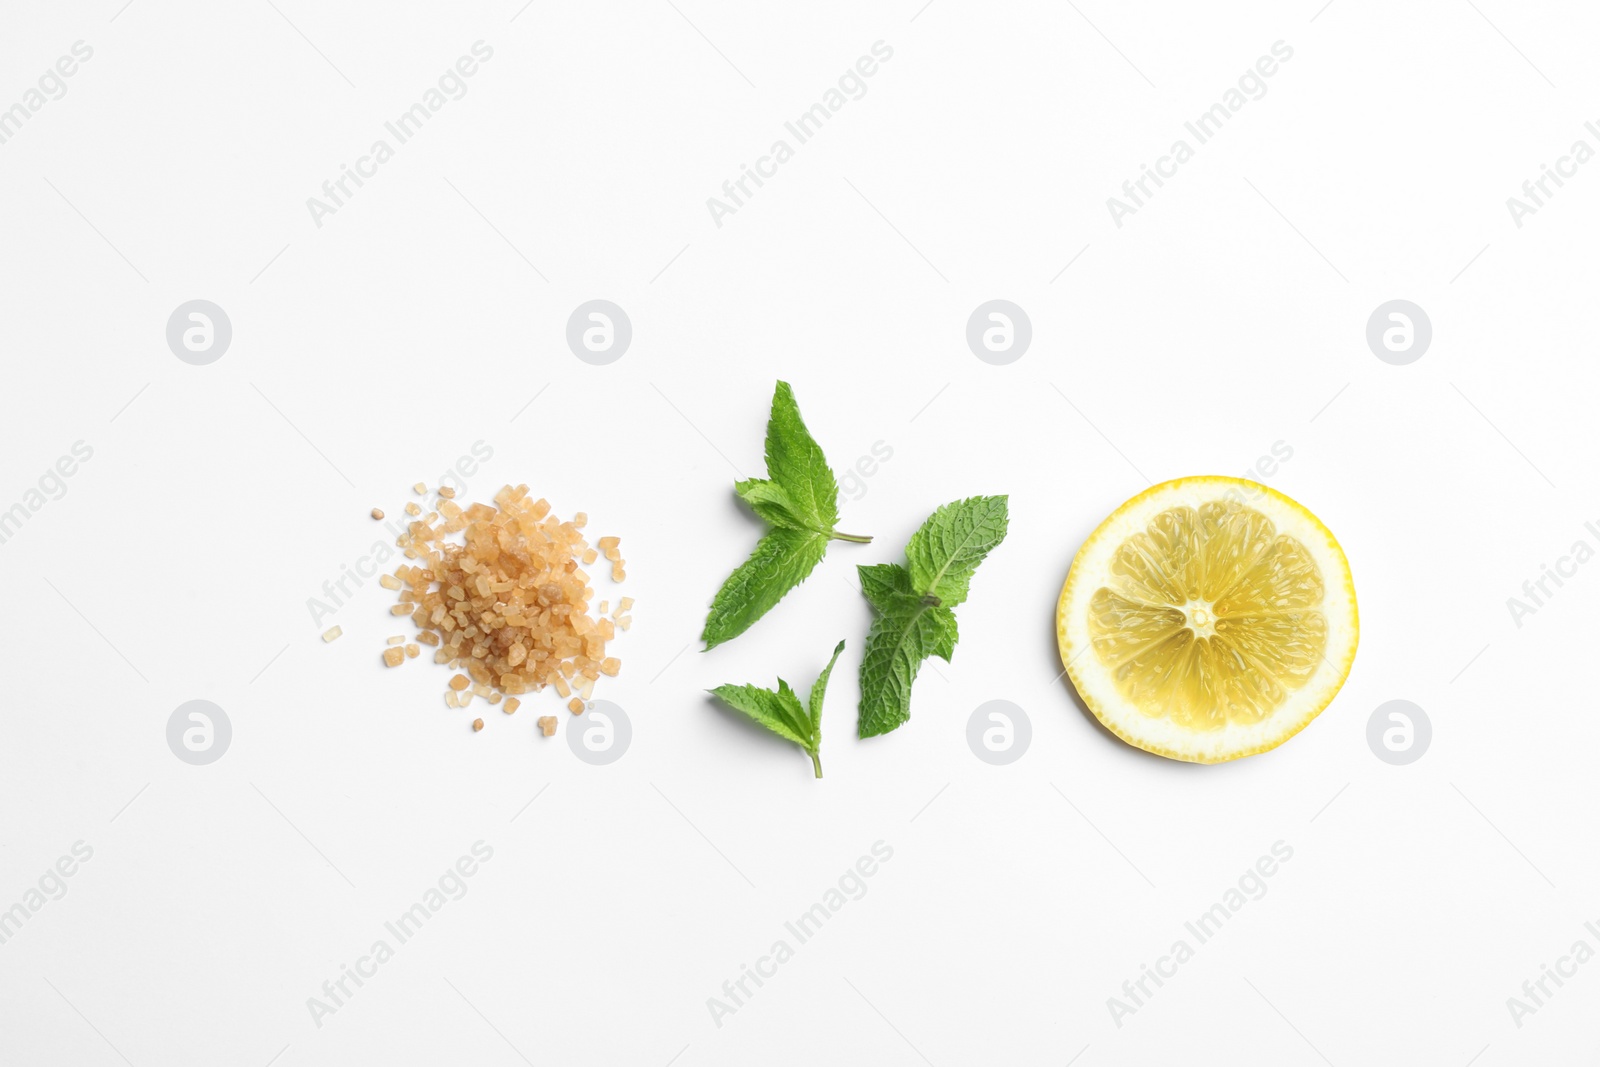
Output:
[
  {"left": 702, "top": 382, "right": 871, "bottom": 650},
  {"left": 710, "top": 640, "right": 846, "bottom": 778},
  {"left": 858, "top": 496, "right": 1008, "bottom": 738}
]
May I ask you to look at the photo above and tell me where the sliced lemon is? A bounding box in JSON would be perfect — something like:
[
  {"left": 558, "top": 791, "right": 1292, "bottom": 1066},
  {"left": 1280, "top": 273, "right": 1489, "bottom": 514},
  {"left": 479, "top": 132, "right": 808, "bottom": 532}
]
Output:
[{"left": 1057, "top": 476, "right": 1357, "bottom": 764}]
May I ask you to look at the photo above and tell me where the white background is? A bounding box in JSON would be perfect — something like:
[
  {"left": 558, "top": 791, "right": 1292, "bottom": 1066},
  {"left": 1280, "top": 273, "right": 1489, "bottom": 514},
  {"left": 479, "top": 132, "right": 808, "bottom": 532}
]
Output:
[{"left": 2, "top": 0, "right": 1597, "bottom": 1063}]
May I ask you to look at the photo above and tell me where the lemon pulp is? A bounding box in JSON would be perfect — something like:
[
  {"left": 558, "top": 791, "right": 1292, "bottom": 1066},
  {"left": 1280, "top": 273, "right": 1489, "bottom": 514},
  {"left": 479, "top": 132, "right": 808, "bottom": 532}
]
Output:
[{"left": 1089, "top": 501, "right": 1328, "bottom": 730}]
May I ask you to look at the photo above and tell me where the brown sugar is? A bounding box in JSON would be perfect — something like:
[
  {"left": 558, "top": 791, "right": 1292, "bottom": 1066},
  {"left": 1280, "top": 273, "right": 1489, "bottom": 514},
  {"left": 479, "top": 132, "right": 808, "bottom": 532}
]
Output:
[{"left": 386, "top": 484, "right": 627, "bottom": 710}]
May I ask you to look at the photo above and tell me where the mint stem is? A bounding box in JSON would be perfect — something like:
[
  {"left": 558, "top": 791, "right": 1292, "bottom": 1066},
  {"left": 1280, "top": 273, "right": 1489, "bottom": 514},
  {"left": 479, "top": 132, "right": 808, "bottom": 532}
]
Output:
[
  {"left": 831, "top": 531, "right": 873, "bottom": 544},
  {"left": 809, "top": 750, "right": 823, "bottom": 778}
]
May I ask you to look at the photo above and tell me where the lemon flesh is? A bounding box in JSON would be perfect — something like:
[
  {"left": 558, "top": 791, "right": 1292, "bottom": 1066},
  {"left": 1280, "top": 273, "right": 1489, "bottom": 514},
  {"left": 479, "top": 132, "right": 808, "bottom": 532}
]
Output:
[{"left": 1057, "top": 477, "right": 1357, "bottom": 764}]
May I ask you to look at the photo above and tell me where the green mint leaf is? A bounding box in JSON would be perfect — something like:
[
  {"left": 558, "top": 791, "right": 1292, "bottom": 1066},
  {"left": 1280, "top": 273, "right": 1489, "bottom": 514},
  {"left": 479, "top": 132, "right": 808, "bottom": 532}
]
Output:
[
  {"left": 702, "top": 528, "right": 830, "bottom": 650},
  {"left": 764, "top": 381, "right": 841, "bottom": 534},
  {"left": 711, "top": 640, "right": 846, "bottom": 778},
  {"left": 905, "top": 495, "right": 1010, "bottom": 608},
  {"left": 734, "top": 477, "right": 807, "bottom": 529},
  {"left": 807, "top": 639, "right": 847, "bottom": 748},
  {"left": 857, "top": 586, "right": 958, "bottom": 738},
  {"left": 708, "top": 683, "right": 810, "bottom": 747},
  {"left": 858, "top": 561, "right": 915, "bottom": 607},
  {"left": 927, "top": 607, "right": 959, "bottom": 662},
  {"left": 704, "top": 382, "right": 870, "bottom": 649},
  {"left": 858, "top": 498, "right": 1008, "bottom": 738}
]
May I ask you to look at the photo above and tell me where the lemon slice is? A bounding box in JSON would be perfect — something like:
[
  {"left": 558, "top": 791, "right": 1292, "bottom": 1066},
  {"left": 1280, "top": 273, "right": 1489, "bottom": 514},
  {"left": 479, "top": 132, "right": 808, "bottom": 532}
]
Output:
[{"left": 1057, "top": 477, "right": 1357, "bottom": 763}]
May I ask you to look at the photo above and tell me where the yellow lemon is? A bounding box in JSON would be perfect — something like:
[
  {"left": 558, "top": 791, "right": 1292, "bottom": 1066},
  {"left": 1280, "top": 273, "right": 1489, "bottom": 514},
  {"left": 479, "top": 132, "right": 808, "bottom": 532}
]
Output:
[{"left": 1057, "top": 477, "right": 1357, "bottom": 763}]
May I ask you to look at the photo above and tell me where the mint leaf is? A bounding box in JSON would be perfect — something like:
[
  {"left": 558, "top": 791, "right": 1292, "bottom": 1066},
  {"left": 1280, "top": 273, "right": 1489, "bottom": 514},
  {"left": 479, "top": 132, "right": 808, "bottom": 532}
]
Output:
[
  {"left": 702, "top": 528, "right": 830, "bottom": 650},
  {"left": 858, "top": 561, "right": 916, "bottom": 608},
  {"left": 857, "top": 570, "right": 958, "bottom": 738},
  {"left": 905, "top": 495, "right": 1010, "bottom": 607},
  {"left": 858, "top": 497, "right": 1008, "bottom": 738},
  {"left": 808, "top": 639, "right": 846, "bottom": 735},
  {"left": 733, "top": 478, "right": 806, "bottom": 529},
  {"left": 711, "top": 640, "right": 846, "bottom": 778},
  {"left": 764, "top": 381, "right": 840, "bottom": 533},
  {"left": 708, "top": 683, "right": 809, "bottom": 747},
  {"left": 704, "top": 383, "right": 871, "bottom": 649}
]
